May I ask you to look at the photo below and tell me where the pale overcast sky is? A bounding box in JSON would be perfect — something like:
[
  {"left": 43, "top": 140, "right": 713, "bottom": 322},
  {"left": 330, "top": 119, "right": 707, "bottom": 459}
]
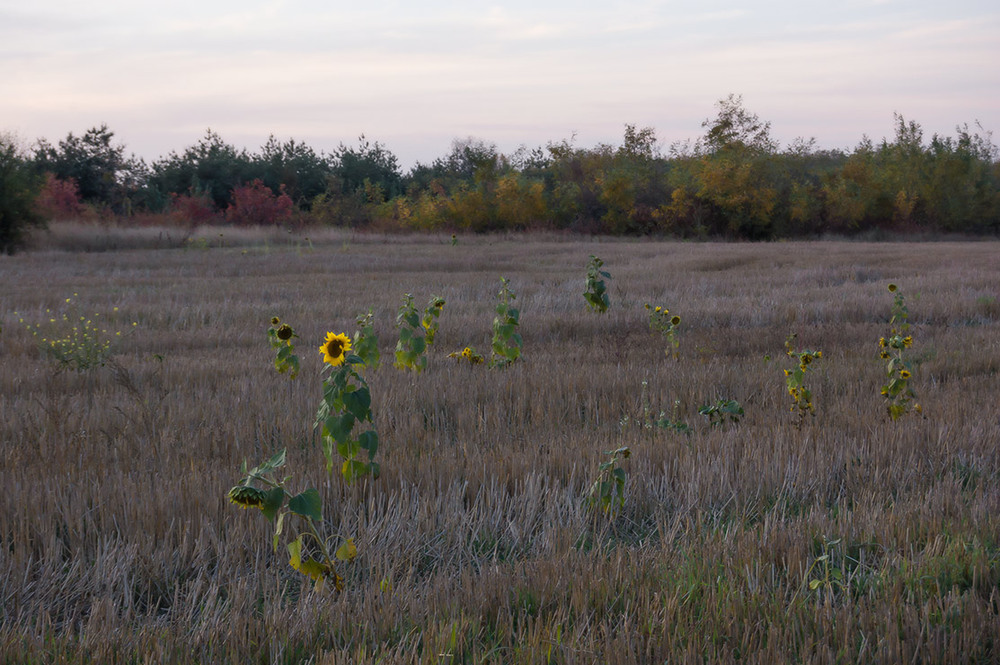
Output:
[{"left": 2, "top": 1, "right": 998, "bottom": 168}]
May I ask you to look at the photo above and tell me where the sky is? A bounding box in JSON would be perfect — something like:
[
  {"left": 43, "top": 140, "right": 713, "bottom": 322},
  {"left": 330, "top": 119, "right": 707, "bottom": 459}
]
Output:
[{"left": 2, "top": 0, "right": 998, "bottom": 169}]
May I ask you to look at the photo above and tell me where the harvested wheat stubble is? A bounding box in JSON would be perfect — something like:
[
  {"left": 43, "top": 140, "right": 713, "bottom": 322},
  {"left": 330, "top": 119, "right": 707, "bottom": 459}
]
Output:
[{"left": 1, "top": 236, "right": 999, "bottom": 664}]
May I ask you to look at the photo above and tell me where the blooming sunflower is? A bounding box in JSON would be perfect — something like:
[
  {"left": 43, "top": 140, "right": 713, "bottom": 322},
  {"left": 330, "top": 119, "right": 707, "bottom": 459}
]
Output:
[
  {"left": 900, "top": 369, "right": 911, "bottom": 379},
  {"left": 319, "top": 332, "right": 352, "bottom": 366},
  {"left": 670, "top": 315, "right": 681, "bottom": 326},
  {"left": 271, "top": 316, "right": 281, "bottom": 326}
]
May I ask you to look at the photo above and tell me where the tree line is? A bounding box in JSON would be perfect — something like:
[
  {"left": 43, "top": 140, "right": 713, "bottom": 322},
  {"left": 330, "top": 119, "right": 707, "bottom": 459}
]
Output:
[{"left": 3, "top": 95, "right": 999, "bottom": 252}]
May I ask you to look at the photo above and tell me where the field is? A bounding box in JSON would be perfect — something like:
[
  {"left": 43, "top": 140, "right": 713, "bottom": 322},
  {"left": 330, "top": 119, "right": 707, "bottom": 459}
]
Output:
[{"left": 2, "top": 231, "right": 999, "bottom": 663}]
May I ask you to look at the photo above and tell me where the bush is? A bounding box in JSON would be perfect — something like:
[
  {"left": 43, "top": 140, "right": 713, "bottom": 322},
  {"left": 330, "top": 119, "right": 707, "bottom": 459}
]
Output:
[
  {"left": 226, "top": 179, "right": 294, "bottom": 226},
  {"left": 0, "top": 135, "right": 45, "bottom": 254},
  {"left": 33, "top": 173, "right": 85, "bottom": 221}
]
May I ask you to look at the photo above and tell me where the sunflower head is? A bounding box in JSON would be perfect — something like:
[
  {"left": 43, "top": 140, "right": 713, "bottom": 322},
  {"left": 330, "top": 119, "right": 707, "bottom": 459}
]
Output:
[
  {"left": 888, "top": 283, "right": 898, "bottom": 293},
  {"left": 276, "top": 324, "right": 294, "bottom": 341},
  {"left": 228, "top": 485, "right": 266, "bottom": 509},
  {"left": 319, "top": 332, "right": 352, "bottom": 367},
  {"left": 670, "top": 315, "right": 681, "bottom": 326},
  {"left": 271, "top": 316, "right": 281, "bottom": 326},
  {"left": 900, "top": 369, "right": 911, "bottom": 379}
]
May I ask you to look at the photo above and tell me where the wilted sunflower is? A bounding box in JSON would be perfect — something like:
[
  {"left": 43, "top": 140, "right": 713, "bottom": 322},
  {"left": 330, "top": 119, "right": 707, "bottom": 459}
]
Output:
[
  {"left": 276, "top": 324, "right": 294, "bottom": 341},
  {"left": 319, "top": 332, "right": 352, "bottom": 366},
  {"left": 670, "top": 315, "right": 681, "bottom": 326},
  {"left": 228, "top": 485, "right": 266, "bottom": 509},
  {"left": 888, "top": 284, "right": 898, "bottom": 292}
]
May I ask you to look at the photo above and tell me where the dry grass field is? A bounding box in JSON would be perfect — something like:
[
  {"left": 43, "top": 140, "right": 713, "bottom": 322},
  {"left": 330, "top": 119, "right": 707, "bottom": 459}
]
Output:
[{"left": 2, "top": 228, "right": 999, "bottom": 664}]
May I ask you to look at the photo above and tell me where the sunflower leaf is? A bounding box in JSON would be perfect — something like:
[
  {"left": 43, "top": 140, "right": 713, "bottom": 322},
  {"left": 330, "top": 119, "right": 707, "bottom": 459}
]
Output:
[
  {"left": 260, "top": 487, "right": 286, "bottom": 521},
  {"left": 288, "top": 488, "right": 322, "bottom": 521}
]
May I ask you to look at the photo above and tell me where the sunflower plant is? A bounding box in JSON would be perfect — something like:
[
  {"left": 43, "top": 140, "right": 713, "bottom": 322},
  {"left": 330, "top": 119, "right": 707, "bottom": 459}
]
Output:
[
  {"left": 490, "top": 277, "right": 522, "bottom": 368},
  {"left": 698, "top": 398, "right": 744, "bottom": 428},
  {"left": 316, "top": 329, "right": 380, "bottom": 482},
  {"left": 448, "top": 346, "right": 485, "bottom": 365},
  {"left": 267, "top": 317, "right": 299, "bottom": 378},
  {"left": 880, "top": 283, "right": 920, "bottom": 419},
  {"left": 227, "top": 449, "right": 357, "bottom": 592},
  {"left": 645, "top": 303, "right": 682, "bottom": 359},
  {"left": 394, "top": 294, "right": 445, "bottom": 372},
  {"left": 784, "top": 334, "right": 822, "bottom": 428},
  {"left": 583, "top": 255, "right": 611, "bottom": 313},
  {"left": 585, "top": 446, "right": 630, "bottom": 518}
]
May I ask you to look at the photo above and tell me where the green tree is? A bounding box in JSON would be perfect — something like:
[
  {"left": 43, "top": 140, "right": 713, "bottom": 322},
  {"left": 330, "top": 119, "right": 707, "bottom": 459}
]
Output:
[
  {"left": 148, "top": 130, "right": 253, "bottom": 210},
  {"left": 32, "top": 124, "right": 144, "bottom": 215},
  {"left": 0, "top": 134, "right": 45, "bottom": 253},
  {"left": 255, "top": 136, "right": 332, "bottom": 207},
  {"left": 694, "top": 95, "right": 782, "bottom": 238}
]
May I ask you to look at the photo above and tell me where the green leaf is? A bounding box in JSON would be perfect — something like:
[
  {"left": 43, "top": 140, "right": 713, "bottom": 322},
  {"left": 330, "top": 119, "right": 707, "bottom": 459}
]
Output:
[
  {"left": 358, "top": 430, "right": 379, "bottom": 459},
  {"left": 343, "top": 388, "right": 372, "bottom": 421},
  {"left": 288, "top": 488, "right": 322, "bottom": 521},
  {"left": 341, "top": 459, "right": 370, "bottom": 483},
  {"left": 249, "top": 448, "right": 287, "bottom": 478},
  {"left": 336, "top": 438, "right": 361, "bottom": 460},
  {"left": 325, "top": 412, "right": 356, "bottom": 443},
  {"left": 260, "top": 487, "right": 286, "bottom": 521}
]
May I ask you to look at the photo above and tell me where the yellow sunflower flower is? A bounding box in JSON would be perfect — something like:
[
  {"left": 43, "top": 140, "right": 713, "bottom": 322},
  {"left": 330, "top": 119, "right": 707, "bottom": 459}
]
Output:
[
  {"left": 900, "top": 369, "right": 911, "bottom": 379},
  {"left": 670, "top": 315, "right": 681, "bottom": 326},
  {"left": 319, "top": 332, "right": 352, "bottom": 366}
]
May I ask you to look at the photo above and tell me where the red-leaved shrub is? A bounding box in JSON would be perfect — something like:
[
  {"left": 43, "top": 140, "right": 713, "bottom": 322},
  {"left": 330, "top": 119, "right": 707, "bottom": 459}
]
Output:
[
  {"left": 170, "top": 191, "right": 219, "bottom": 227},
  {"left": 33, "top": 173, "right": 84, "bottom": 220},
  {"left": 226, "top": 180, "right": 294, "bottom": 226}
]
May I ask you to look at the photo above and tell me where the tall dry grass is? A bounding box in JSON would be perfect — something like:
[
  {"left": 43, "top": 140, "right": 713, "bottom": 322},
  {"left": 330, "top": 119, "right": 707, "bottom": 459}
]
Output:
[{"left": 1, "top": 236, "right": 999, "bottom": 663}]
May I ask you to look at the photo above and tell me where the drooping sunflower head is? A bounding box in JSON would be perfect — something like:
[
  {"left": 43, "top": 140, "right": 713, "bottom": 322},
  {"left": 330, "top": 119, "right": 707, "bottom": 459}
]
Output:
[
  {"left": 228, "top": 485, "right": 266, "bottom": 509},
  {"left": 271, "top": 316, "right": 281, "bottom": 326},
  {"left": 276, "top": 324, "right": 294, "bottom": 341},
  {"left": 319, "top": 332, "right": 352, "bottom": 366}
]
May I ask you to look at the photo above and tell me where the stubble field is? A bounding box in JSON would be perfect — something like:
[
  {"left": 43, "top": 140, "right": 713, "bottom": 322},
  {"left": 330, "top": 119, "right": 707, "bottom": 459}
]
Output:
[{"left": 1, "top": 232, "right": 999, "bottom": 663}]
